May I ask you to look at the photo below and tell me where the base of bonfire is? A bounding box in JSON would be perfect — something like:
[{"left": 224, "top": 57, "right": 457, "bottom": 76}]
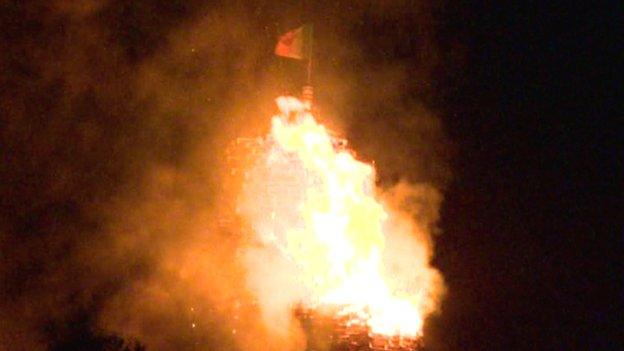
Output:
[{"left": 294, "top": 305, "right": 424, "bottom": 351}]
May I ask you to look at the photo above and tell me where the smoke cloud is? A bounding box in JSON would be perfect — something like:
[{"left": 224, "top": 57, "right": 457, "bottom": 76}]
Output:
[{"left": 0, "top": 1, "right": 449, "bottom": 350}]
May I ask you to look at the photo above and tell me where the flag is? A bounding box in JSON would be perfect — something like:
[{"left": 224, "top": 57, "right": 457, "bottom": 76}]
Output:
[{"left": 274, "top": 24, "right": 313, "bottom": 60}]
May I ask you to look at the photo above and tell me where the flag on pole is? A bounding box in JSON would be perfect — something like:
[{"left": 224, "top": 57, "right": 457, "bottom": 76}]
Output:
[{"left": 274, "top": 24, "right": 313, "bottom": 60}]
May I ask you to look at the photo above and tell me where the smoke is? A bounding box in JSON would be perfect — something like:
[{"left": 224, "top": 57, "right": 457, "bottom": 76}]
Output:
[
  {"left": 380, "top": 181, "right": 446, "bottom": 315},
  {"left": 0, "top": 1, "right": 449, "bottom": 350}
]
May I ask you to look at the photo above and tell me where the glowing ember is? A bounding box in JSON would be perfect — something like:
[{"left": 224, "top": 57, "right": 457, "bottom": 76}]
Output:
[{"left": 238, "top": 96, "right": 437, "bottom": 340}]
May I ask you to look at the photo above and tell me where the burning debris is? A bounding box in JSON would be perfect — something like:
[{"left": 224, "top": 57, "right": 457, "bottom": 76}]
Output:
[{"left": 295, "top": 305, "right": 424, "bottom": 351}]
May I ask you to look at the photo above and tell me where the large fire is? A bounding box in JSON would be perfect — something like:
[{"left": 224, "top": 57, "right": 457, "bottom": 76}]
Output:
[{"left": 236, "top": 96, "right": 440, "bottom": 346}]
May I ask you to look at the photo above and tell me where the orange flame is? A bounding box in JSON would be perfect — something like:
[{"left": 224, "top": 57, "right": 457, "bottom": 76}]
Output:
[{"left": 238, "top": 96, "right": 439, "bottom": 338}]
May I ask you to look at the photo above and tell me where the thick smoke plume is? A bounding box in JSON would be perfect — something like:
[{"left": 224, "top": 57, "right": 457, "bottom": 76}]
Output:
[{"left": 0, "top": 1, "right": 449, "bottom": 350}]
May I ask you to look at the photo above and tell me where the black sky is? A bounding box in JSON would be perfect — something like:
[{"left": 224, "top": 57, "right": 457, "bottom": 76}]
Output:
[
  {"left": 0, "top": 1, "right": 620, "bottom": 350},
  {"left": 426, "top": 2, "right": 620, "bottom": 350}
]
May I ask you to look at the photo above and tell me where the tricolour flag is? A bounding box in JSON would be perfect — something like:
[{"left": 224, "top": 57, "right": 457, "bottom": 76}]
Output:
[{"left": 274, "top": 24, "right": 313, "bottom": 60}]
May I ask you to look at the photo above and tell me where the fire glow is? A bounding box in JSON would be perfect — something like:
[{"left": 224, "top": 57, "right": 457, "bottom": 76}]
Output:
[{"left": 238, "top": 96, "right": 439, "bottom": 339}]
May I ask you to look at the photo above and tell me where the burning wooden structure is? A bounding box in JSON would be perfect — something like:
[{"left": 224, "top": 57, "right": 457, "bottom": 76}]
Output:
[
  {"left": 223, "top": 96, "right": 437, "bottom": 350},
  {"left": 295, "top": 305, "right": 424, "bottom": 351}
]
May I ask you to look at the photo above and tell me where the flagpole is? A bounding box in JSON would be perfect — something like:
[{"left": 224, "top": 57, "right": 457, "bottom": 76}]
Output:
[
  {"left": 306, "top": 24, "right": 313, "bottom": 85},
  {"left": 302, "top": 24, "right": 314, "bottom": 110}
]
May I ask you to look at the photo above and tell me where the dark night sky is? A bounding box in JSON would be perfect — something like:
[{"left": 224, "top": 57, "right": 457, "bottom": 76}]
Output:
[
  {"left": 426, "top": 2, "right": 620, "bottom": 350},
  {"left": 0, "top": 1, "right": 620, "bottom": 350}
]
